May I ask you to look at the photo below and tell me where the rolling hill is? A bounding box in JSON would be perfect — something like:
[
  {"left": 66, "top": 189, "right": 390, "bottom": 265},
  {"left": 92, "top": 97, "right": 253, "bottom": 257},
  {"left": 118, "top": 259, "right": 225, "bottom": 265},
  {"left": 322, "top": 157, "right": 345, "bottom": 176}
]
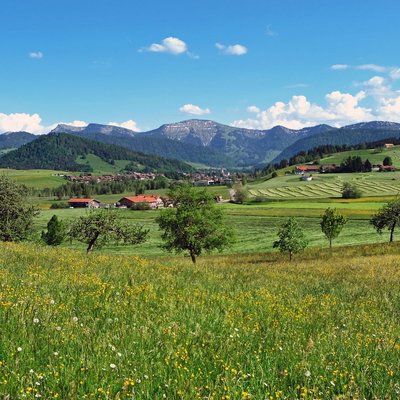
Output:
[
  {"left": 274, "top": 125, "right": 400, "bottom": 163},
  {"left": 0, "top": 131, "right": 36, "bottom": 149},
  {"left": 0, "top": 133, "right": 193, "bottom": 173}
]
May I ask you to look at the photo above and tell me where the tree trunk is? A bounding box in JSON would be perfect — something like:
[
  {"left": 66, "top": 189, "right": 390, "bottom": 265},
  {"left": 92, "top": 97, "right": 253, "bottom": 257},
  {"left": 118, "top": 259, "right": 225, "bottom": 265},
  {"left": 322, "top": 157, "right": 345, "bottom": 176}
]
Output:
[
  {"left": 289, "top": 251, "right": 292, "bottom": 262},
  {"left": 86, "top": 233, "right": 99, "bottom": 253},
  {"left": 190, "top": 249, "right": 196, "bottom": 264},
  {"left": 390, "top": 223, "right": 396, "bottom": 242},
  {"left": 329, "top": 238, "right": 332, "bottom": 249}
]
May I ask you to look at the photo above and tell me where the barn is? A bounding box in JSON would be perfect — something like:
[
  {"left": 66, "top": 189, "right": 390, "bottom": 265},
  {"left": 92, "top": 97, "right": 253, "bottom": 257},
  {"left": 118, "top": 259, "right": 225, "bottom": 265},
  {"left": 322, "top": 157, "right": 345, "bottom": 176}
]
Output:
[
  {"left": 67, "top": 198, "right": 101, "bottom": 208},
  {"left": 118, "top": 195, "right": 164, "bottom": 209}
]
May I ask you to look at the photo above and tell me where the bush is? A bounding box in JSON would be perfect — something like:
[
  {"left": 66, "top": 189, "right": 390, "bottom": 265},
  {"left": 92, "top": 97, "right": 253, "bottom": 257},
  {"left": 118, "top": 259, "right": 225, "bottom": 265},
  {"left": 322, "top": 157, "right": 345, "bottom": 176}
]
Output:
[
  {"left": 130, "top": 202, "right": 151, "bottom": 211},
  {"left": 50, "top": 201, "right": 70, "bottom": 209},
  {"left": 41, "top": 215, "right": 66, "bottom": 246},
  {"left": 253, "top": 196, "right": 268, "bottom": 203},
  {"left": 341, "top": 182, "right": 362, "bottom": 199}
]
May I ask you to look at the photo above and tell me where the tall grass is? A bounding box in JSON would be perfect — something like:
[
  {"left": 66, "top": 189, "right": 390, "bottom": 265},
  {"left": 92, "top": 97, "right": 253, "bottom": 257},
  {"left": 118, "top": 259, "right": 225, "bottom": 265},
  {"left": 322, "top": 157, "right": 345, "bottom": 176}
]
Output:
[{"left": 0, "top": 242, "right": 399, "bottom": 399}]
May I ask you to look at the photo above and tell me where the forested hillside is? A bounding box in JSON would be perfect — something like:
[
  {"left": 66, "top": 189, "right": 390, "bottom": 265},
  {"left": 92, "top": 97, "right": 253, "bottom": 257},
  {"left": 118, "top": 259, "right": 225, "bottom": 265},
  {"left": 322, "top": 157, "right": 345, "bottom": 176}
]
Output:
[{"left": 0, "top": 133, "right": 193, "bottom": 173}]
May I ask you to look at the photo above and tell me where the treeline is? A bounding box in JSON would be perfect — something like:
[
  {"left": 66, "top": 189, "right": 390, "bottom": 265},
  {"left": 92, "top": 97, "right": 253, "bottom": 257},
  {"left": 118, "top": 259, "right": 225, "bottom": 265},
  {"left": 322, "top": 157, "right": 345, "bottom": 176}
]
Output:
[
  {"left": 0, "top": 133, "right": 194, "bottom": 173},
  {"left": 256, "top": 137, "right": 400, "bottom": 176},
  {"left": 33, "top": 176, "right": 170, "bottom": 199}
]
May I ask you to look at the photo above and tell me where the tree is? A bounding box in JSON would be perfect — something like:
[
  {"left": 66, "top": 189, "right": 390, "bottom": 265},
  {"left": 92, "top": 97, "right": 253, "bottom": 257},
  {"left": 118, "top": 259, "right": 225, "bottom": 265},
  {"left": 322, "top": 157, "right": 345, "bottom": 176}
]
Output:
[
  {"left": 69, "top": 209, "right": 148, "bottom": 253},
  {"left": 320, "top": 208, "right": 347, "bottom": 248},
  {"left": 383, "top": 156, "right": 393, "bottom": 166},
  {"left": 341, "top": 182, "right": 362, "bottom": 199},
  {"left": 231, "top": 184, "right": 248, "bottom": 204},
  {"left": 364, "top": 159, "right": 372, "bottom": 172},
  {"left": 273, "top": 217, "right": 308, "bottom": 261},
  {"left": 0, "top": 175, "right": 39, "bottom": 242},
  {"left": 156, "top": 185, "right": 233, "bottom": 263},
  {"left": 41, "top": 215, "right": 66, "bottom": 246},
  {"left": 370, "top": 199, "right": 400, "bottom": 242}
]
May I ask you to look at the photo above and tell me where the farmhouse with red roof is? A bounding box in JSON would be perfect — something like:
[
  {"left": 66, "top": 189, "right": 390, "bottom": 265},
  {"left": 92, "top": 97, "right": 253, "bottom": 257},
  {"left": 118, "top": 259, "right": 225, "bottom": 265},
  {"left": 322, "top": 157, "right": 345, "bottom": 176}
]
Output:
[
  {"left": 294, "top": 165, "right": 320, "bottom": 174},
  {"left": 118, "top": 195, "right": 164, "bottom": 209}
]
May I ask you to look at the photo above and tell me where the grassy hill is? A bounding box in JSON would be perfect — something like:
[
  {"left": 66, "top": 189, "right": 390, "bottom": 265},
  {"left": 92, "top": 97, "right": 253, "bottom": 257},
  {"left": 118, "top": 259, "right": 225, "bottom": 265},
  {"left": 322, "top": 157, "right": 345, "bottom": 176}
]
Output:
[
  {"left": 248, "top": 171, "right": 400, "bottom": 200},
  {"left": 319, "top": 145, "right": 400, "bottom": 167},
  {"left": 0, "top": 133, "right": 193, "bottom": 174},
  {"left": 0, "top": 241, "right": 399, "bottom": 398}
]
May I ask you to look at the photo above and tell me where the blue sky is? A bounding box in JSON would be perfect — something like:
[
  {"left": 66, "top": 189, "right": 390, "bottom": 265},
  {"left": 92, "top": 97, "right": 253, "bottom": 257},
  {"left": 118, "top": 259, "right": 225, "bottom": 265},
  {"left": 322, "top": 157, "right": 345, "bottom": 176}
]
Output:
[{"left": 1, "top": 0, "right": 400, "bottom": 133}]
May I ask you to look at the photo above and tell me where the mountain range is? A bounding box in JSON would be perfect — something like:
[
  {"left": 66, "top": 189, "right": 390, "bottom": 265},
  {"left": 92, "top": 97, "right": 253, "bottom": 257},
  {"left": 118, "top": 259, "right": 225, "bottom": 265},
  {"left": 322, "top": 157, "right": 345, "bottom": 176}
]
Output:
[{"left": 1, "top": 119, "right": 400, "bottom": 170}]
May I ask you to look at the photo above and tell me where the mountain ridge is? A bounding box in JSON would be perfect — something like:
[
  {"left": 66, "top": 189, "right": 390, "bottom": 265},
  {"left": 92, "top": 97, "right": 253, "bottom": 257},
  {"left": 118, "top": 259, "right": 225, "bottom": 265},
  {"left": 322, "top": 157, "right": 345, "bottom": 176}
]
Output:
[{"left": 2, "top": 119, "right": 400, "bottom": 168}]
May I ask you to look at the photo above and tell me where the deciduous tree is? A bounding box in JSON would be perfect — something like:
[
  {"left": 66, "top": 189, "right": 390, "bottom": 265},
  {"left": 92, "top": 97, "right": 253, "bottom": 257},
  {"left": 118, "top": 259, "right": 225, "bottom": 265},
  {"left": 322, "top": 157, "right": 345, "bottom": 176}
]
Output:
[
  {"left": 69, "top": 209, "right": 148, "bottom": 253},
  {"left": 273, "top": 217, "right": 308, "bottom": 261},
  {"left": 370, "top": 199, "right": 400, "bottom": 242},
  {"left": 0, "top": 175, "right": 39, "bottom": 242},
  {"left": 320, "top": 208, "right": 347, "bottom": 248},
  {"left": 156, "top": 185, "right": 233, "bottom": 263}
]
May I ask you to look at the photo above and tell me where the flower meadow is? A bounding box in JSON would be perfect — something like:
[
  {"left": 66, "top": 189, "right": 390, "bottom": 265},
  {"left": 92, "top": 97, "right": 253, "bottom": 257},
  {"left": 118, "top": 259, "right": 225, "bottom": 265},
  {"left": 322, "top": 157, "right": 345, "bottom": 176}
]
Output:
[{"left": 0, "top": 242, "right": 399, "bottom": 399}]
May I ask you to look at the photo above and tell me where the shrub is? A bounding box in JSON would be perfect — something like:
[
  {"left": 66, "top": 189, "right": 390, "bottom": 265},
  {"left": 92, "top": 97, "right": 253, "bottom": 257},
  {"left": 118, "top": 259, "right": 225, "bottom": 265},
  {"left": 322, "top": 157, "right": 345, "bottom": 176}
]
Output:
[
  {"left": 342, "top": 182, "right": 362, "bottom": 199},
  {"left": 50, "top": 201, "right": 70, "bottom": 209},
  {"left": 130, "top": 202, "right": 151, "bottom": 211}
]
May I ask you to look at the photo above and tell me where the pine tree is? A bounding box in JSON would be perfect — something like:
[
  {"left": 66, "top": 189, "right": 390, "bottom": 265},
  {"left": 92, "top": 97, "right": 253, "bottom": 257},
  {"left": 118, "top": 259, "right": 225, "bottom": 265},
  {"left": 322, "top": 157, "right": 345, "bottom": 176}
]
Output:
[{"left": 41, "top": 215, "right": 66, "bottom": 246}]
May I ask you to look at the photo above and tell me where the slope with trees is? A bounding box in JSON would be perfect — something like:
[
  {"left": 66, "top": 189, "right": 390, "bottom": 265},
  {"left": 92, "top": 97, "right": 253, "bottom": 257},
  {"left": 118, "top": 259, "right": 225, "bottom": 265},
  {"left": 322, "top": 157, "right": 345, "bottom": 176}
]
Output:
[{"left": 0, "top": 133, "right": 193, "bottom": 173}]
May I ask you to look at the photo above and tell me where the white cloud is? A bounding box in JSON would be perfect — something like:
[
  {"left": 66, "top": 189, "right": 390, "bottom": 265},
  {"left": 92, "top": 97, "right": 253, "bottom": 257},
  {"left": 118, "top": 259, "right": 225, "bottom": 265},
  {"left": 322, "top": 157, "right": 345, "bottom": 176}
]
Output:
[
  {"left": 108, "top": 120, "right": 140, "bottom": 131},
  {"left": 232, "top": 91, "right": 374, "bottom": 130},
  {"left": 331, "top": 64, "right": 349, "bottom": 70},
  {"left": 0, "top": 114, "right": 89, "bottom": 134},
  {"left": 0, "top": 112, "right": 44, "bottom": 133},
  {"left": 377, "top": 96, "right": 400, "bottom": 121},
  {"left": 215, "top": 43, "right": 247, "bottom": 56},
  {"left": 141, "top": 37, "right": 188, "bottom": 55},
  {"left": 356, "top": 64, "right": 387, "bottom": 73},
  {"left": 247, "top": 106, "right": 260, "bottom": 113},
  {"left": 29, "top": 52, "right": 43, "bottom": 59},
  {"left": 331, "top": 63, "right": 400, "bottom": 80},
  {"left": 179, "top": 104, "right": 211, "bottom": 115},
  {"left": 389, "top": 68, "right": 400, "bottom": 80}
]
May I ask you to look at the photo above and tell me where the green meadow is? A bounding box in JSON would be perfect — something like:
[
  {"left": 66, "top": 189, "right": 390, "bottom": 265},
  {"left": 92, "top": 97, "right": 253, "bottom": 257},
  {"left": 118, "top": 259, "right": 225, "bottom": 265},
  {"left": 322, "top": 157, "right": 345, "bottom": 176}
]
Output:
[
  {"left": 0, "top": 241, "right": 399, "bottom": 399},
  {"left": 319, "top": 145, "right": 400, "bottom": 167}
]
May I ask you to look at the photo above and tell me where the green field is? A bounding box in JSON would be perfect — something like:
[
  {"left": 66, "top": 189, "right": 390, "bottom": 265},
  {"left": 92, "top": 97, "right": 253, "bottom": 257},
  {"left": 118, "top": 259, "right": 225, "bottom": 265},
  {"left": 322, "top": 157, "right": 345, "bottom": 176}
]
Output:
[
  {"left": 248, "top": 172, "right": 400, "bottom": 199},
  {"left": 319, "top": 145, "right": 400, "bottom": 167},
  {"left": 0, "top": 241, "right": 399, "bottom": 398},
  {"left": 33, "top": 199, "right": 392, "bottom": 257},
  {"left": 0, "top": 168, "right": 68, "bottom": 188},
  {"left": 76, "top": 154, "right": 132, "bottom": 174}
]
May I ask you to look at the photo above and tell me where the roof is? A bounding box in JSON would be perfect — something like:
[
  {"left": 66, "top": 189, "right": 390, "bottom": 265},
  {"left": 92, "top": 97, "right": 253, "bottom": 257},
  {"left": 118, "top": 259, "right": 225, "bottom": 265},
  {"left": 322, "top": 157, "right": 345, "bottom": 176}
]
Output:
[
  {"left": 296, "top": 165, "right": 320, "bottom": 171},
  {"left": 120, "top": 195, "right": 160, "bottom": 203},
  {"left": 68, "top": 198, "right": 97, "bottom": 203}
]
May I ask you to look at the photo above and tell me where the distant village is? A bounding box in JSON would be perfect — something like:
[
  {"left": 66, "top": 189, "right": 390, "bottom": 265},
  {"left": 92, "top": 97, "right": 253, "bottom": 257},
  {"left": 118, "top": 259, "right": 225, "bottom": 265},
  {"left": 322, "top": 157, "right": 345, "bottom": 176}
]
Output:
[
  {"left": 55, "top": 170, "right": 234, "bottom": 209},
  {"left": 53, "top": 168, "right": 236, "bottom": 186}
]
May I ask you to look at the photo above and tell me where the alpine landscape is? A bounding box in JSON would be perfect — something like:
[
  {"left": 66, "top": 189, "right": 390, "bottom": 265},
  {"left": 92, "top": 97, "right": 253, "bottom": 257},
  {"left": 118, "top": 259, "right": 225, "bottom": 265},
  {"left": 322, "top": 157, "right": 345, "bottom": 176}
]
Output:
[{"left": 1, "top": 1, "right": 400, "bottom": 399}]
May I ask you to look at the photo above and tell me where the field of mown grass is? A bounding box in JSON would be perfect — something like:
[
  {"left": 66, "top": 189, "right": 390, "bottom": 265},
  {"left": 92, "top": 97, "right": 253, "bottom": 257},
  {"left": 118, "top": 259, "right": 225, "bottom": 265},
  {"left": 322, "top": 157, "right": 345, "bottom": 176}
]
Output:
[
  {"left": 0, "top": 242, "right": 399, "bottom": 399},
  {"left": 248, "top": 172, "right": 400, "bottom": 199},
  {"left": 31, "top": 203, "right": 394, "bottom": 257}
]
